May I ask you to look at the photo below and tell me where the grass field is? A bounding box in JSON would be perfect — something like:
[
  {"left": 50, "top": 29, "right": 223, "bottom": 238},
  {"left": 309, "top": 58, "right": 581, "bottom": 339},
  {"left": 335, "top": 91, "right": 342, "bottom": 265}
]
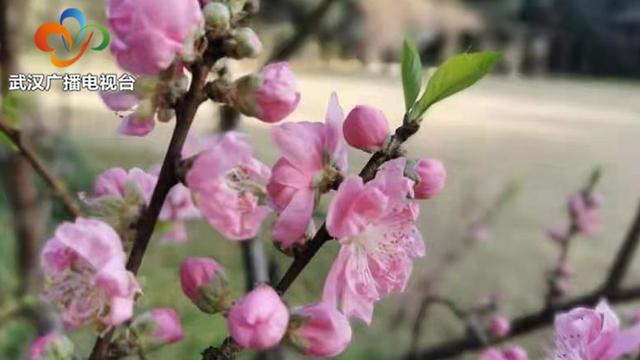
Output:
[{"left": 2, "top": 62, "right": 640, "bottom": 358}]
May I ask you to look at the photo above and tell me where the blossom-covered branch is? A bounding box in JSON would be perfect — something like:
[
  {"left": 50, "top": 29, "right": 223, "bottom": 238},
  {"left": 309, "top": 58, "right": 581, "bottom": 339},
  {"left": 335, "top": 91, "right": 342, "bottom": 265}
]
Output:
[{"left": 0, "top": 117, "right": 82, "bottom": 217}]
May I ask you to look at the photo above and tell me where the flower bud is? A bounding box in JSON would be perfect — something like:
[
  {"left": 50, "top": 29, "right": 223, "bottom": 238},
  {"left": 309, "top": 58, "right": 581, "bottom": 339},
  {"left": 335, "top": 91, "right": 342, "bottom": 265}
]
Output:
[
  {"left": 228, "top": 285, "right": 290, "bottom": 350},
  {"left": 233, "top": 62, "right": 300, "bottom": 123},
  {"left": 503, "top": 345, "right": 528, "bottom": 360},
  {"left": 547, "top": 228, "right": 566, "bottom": 244},
  {"left": 180, "top": 258, "right": 230, "bottom": 314},
  {"left": 413, "top": 159, "right": 446, "bottom": 199},
  {"left": 488, "top": 314, "right": 511, "bottom": 338},
  {"left": 203, "top": 3, "right": 231, "bottom": 31},
  {"left": 231, "top": 27, "right": 262, "bottom": 59},
  {"left": 343, "top": 105, "right": 390, "bottom": 151},
  {"left": 287, "top": 302, "right": 352, "bottom": 357},
  {"left": 132, "top": 308, "right": 184, "bottom": 344},
  {"left": 28, "top": 333, "right": 74, "bottom": 360}
]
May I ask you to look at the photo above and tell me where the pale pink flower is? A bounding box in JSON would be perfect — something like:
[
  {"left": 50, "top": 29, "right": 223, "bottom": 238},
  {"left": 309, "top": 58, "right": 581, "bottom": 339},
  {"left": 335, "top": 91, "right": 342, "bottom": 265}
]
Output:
[
  {"left": 343, "top": 105, "right": 390, "bottom": 151},
  {"left": 568, "top": 193, "right": 601, "bottom": 235},
  {"left": 149, "top": 308, "right": 184, "bottom": 344},
  {"left": 28, "top": 333, "right": 73, "bottom": 360},
  {"left": 413, "top": 158, "right": 446, "bottom": 199},
  {"left": 100, "top": 91, "right": 156, "bottom": 137},
  {"left": 179, "top": 257, "right": 230, "bottom": 314},
  {"left": 227, "top": 285, "right": 290, "bottom": 350},
  {"left": 322, "top": 158, "right": 424, "bottom": 324},
  {"left": 107, "top": 0, "right": 203, "bottom": 75},
  {"left": 488, "top": 314, "right": 511, "bottom": 338},
  {"left": 92, "top": 167, "right": 157, "bottom": 205},
  {"left": 268, "top": 93, "right": 347, "bottom": 248},
  {"left": 550, "top": 300, "right": 640, "bottom": 360},
  {"left": 186, "top": 132, "right": 271, "bottom": 240},
  {"left": 41, "top": 218, "right": 139, "bottom": 329},
  {"left": 233, "top": 62, "right": 300, "bottom": 123},
  {"left": 288, "top": 302, "right": 352, "bottom": 357}
]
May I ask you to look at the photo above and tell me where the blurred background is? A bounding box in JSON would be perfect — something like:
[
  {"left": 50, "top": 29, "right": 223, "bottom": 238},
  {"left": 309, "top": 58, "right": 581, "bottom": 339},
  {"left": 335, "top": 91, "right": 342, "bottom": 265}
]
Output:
[{"left": 1, "top": 0, "right": 640, "bottom": 358}]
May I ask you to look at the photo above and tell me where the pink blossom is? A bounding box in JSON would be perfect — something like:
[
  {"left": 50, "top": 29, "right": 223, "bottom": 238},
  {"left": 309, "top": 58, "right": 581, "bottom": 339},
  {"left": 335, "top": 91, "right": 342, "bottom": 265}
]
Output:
[
  {"left": 92, "top": 167, "right": 157, "bottom": 205},
  {"left": 479, "top": 346, "right": 528, "bottom": 360},
  {"left": 568, "top": 193, "right": 601, "bottom": 235},
  {"left": 149, "top": 308, "right": 184, "bottom": 344},
  {"left": 153, "top": 166, "right": 199, "bottom": 243},
  {"left": 267, "top": 93, "right": 347, "bottom": 248},
  {"left": 488, "top": 314, "right": 511, "bottom": 338},
  {"left": 99, "top": 91, "right": 157, "bottom": 137},
  {"left": 186, "top": 132, "right": 271, "bottom": 240},
  {"left": 117, "top": 114, "right": 156, "bottom": 136},
  {"left": 28, "top": 333, "right": 73, "bottom": 360},
  {"left": 233, "top": 62, "right": 300, "bottom": 123},
  {"left": 107, "top": 0, "right": 203, "bottom": 75},
  {"left": 227, "top": 285, "right": 290, "bottom": 350},
  {"left": 288, "top": 302, "right": 352, "bottom": 357},
  {"left": 179, "top": 257, "right": 229, "bottom": 313},
  {"left": 413, "top": 158, "right": 446, "bottom": 199},
  {"left": 550, "top": 300, "right": 640, "bottom": 359},
  {"left": 100, "top": 91, "right": 139, "bottom": 112},
  {"left": 547, "top": 227, "right": 567, "bottom": 244},
  {"left": 322, "top": 158, "right": 423, "bottom": 324},
  {"left": 41, "top": 218, "right": 139, "bottom": 328},
  {"left": 343, "top": 105, "right": 390, "bottom": 151}
]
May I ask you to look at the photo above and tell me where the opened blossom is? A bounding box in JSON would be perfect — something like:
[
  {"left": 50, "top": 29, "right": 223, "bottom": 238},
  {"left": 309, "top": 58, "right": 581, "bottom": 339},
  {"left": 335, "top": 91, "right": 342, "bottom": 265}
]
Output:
[
  {"left": 268, "top": 94, "right": 347, "bottom": 248},
  {"left": 322, "top": 158, "right": 424, "bottom": 324},
  {"left": 186, "top": 132, "right": 271, "bottom": 240},
  {"left": 550, "top": 300, "right": 640, "bottom": 359},
  {"left": 228, "top": 285, "right": 290, "bottom": 350},
  {"left": 107, "top": 0, "right": 203, "bottom": 75},
  {"left": 287, "top": 302, "right": 352, "bottom": 357},
  {"left": 41, "top": 218, "right": 139, "bottom": 329}
]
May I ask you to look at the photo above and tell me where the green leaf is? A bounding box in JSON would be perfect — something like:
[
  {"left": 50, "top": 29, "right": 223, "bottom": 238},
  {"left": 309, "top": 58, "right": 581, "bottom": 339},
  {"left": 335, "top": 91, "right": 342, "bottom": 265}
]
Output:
[
  {"left": 401, "top": 39, "right": 423, "bottom": 111},
  {"left": 409, "top": 51, "right": 501, "bottom": 121}
]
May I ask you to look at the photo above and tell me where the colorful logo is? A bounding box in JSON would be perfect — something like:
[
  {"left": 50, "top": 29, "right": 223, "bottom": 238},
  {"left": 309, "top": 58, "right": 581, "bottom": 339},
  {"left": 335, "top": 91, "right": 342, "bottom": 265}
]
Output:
[{"left": 34, "top": 8, "right": 110, "bottom": 67}]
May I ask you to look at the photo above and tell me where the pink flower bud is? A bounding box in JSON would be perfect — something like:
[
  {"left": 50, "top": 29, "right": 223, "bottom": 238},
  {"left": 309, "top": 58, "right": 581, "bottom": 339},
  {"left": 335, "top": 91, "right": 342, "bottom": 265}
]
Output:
[
  {"left": 107, "top": 0, "right": 203, "bottom": 75},
  {"left": 233, "top": 62, "right": 300, "bottom": 123},
  {"left": 228, "top": 285, "right": 290, "bottom": 350},
  {"left": 343, "top": 105, "right": 390, "bottom": 151},
  {"left": 413, "top": 159, "right": 447, "bottom": 199},
  {"left": 488, "top": 315, "right": 511, "bottom": 338},
  {"left": 503, "top": 345, "right": 528, "bottom": 360},
  {"left": 547, "top": 227, "right": 566, "bottom": 244},
  {"left": 28, "top": 333, "right": 74, "bottom": 360},
  {"left": 149, "top": 308, "right": 184, "bottom": 344},
  {"left": 180, "top": 258, "right": 230, "bottom": 314},
  {"left": 479, "top": 348, "right": 504, "bottom": 360},
  {"left": 288, "top": 302, "right": 352, "bottom": 357}
]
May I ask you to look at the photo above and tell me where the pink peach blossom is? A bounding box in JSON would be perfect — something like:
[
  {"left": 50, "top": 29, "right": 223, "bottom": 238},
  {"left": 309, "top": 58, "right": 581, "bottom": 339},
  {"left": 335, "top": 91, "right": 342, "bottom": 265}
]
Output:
[
  {"left": 234, "top": 62, "right": 300, "bottom": 123},
  {"left": 343, "top": 105, "right": 390, "bottom": 151},
  {"left": 41, "top": 218, "right": 139, "bottom": 329},
  {"left": 550, "top": 300, "right": 640, "bottom": 359},
  {"left": 107, "top": 0, "right": 203, "bottom": 75},
  {"left": 413, "top": 158, "right": 447, "bottom": 199},
  {"left": 488, "top": 314, "right": 511, "bottom": 338},
  {"left": 227, "top": 285, "right": 290, "bottom": 350},
  {"left": 99, "top": 91, "right": 157, "bottom": 137},
  {"left": 186, "top": 132, "right": 271, "bottom": 240},
  {"left": 288, "top": 302, "right": 352, "bottom": 357},
  {"left": 149, "top": 308, "right": 184, "bottom": 344},
  {"left": 267, "top": 93, "right": 347, "bottom": 248},
  {"left": 28, "top": 333, "right": 73, "bottom": 360},
  {"left": 322, "top": 158, "right": 424, "bottom": 324}
]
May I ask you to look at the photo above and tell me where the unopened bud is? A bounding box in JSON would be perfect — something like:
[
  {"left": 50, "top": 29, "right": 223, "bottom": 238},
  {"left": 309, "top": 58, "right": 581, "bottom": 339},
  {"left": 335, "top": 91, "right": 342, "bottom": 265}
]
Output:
[
  {"left": 180, "top": 257, "right": 231, "bottom": 314},
  {"left": 28, "top": 333, "right": 74, "bottom": 360},
  {"left": 132, "top": 308, "right": 184, "bottom": 345},
  {"left": 230, "top": 27, "right": 262, "bottom": 59},
  {"left": 343, "top": 105, "right": 390, "bottom": 151},
  {"left": 203, "top": 3, "right": 230, "bottom": 31}
]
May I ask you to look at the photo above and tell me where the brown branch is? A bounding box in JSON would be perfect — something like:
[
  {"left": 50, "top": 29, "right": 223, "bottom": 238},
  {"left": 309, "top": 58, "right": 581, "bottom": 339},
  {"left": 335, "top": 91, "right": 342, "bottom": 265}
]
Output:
[
  {"left": 602, "top": 200, "right": 640, "bottom": 292},
  {"left": 89, "top": 63, "right": 211, "bottom": 360},
  {"left": 407, "top": 199, "right": 640, "bottom": 359},
  {"left": 406, "top": 285, "right": 640, "bottom": 359},
  {"left": 0, "top": 119, "right": 82, "bottom": 217},
  {"left": 267, "top": 0, "right": 340, "bottom": 63}
]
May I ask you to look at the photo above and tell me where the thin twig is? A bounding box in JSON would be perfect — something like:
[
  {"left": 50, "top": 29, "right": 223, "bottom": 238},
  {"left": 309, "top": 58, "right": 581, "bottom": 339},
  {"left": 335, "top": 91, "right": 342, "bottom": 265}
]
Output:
[{"left": 0, "top": 118, "right": 82, "bottom": 217}]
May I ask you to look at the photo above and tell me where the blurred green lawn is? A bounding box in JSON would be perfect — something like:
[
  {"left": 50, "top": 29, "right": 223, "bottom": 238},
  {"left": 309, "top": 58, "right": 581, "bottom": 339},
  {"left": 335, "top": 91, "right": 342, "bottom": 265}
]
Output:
[{"left": 2, "top": 61, "right": 640, "bottom": 359}]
